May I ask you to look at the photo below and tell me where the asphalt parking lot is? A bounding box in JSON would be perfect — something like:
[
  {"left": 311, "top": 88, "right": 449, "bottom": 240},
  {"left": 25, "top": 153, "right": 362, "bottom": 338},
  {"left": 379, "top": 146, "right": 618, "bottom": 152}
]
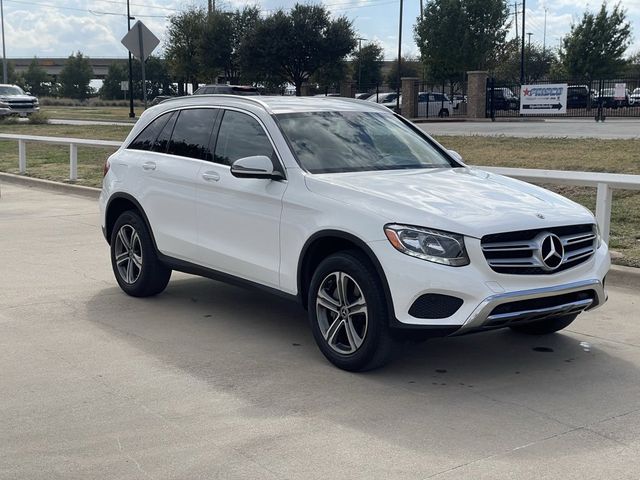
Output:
[{"left": 1, "top": 183, "right": 640, "bottom": 479}]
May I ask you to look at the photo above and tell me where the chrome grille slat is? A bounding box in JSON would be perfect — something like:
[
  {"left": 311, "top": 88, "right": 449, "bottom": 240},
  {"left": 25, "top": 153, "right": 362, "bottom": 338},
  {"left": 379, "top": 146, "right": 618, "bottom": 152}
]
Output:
[{"left": 481, "top": 224, "right": 597, "bottom": 275}]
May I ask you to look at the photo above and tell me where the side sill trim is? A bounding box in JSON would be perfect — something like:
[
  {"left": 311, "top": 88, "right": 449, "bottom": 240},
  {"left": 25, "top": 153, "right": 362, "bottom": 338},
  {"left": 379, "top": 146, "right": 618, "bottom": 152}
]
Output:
[{"left": 158, "top": 253, "right": 302, "bottom": 305}]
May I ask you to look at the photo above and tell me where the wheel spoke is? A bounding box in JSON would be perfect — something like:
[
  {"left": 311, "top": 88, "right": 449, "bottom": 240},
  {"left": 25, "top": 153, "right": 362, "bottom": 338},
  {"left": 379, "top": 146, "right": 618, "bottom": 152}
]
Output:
[
  {"left": 347, "top": 299, "right": 367, "bottom": 316},
  {"left": 344, "top": 318, "right": 361, "bottom": 352},
  {"left": 131, "top": 231, "right": 140, "bottom": 251},
  {"left": 117, "top": 228, "right": 130, "bottom": 250},
  {"left": 115, "top": 251, "right": 129, "bottom": 265},
  {"left": 317, "top": 289, "right": 340, "bottom": 313},
  {"left": 336, "top": 272, "right": 349, "bottom": 306},
  {"left": 324, "top": 315, "right": 344, "bottom": 344},
  {"left": 126, "top": 259, "right": 134, "bottom": 283},
  {"left": 131, "top": 253, "right": 142, "bottom": 269}
]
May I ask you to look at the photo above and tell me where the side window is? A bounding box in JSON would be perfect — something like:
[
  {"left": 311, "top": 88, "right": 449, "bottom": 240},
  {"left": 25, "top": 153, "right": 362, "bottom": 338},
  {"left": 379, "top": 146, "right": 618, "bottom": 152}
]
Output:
[
  {"left": 214, "top": 110, "right": 275, "bottom": 166},
  {"left": 166, "top": 108, "right": 218, "bottom": 161},
  {"left": 153, "top": 111, "right": 178, "bottom": 153},
  {"left": 418, "top": 93, "right": 428, "bottom": 102},
  {"left": 128, "top": 112, "right": 172, "bottom": 151}
]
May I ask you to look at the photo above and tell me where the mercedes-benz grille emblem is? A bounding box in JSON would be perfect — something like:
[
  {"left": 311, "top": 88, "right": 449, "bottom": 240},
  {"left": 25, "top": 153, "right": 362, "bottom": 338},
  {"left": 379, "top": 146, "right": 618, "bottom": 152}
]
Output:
[{"left": 539, "top": 233, "right": 564, "bottom": 271}]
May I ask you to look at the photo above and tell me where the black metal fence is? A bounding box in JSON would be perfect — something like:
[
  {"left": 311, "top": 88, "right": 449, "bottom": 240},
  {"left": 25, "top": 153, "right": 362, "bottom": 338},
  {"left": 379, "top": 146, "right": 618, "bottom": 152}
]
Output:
[
  {"left": 413, "top": 80, "right": 468, "bottom": 118},
  {"left": 487, "top": 77, "right": 640, "bottom": 120}
]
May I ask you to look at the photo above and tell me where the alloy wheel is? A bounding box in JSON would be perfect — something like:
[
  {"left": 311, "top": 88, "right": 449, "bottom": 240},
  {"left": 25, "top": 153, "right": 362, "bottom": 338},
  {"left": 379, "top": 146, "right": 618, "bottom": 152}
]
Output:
[
  {"left": 114, "top": 224, "right": 143, "bottom": 285},
  {"left": 315, "top": 272, "right": 368, "bottom": 355}
]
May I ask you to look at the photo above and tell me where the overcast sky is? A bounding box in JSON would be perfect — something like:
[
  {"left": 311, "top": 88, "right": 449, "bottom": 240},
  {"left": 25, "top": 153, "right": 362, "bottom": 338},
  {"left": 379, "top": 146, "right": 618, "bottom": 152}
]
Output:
[{"left": 1, "top": 0, "right": 638, "bottom": 60}]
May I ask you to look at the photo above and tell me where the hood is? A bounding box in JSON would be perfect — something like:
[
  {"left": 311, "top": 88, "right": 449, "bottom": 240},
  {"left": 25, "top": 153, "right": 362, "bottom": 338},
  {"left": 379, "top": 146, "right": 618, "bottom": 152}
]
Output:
[
  {"left": 0, "top": 94, "right": 36, "bottom": 101},
  {"left": 305, "top": 167, "right": 595, "bottom": 238}
]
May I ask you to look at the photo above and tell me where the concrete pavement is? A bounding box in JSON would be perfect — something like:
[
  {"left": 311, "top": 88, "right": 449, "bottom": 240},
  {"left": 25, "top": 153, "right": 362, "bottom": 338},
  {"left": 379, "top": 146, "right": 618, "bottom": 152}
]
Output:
[{"left": 1, "top": 183, "right": 640, "bottom": 479}]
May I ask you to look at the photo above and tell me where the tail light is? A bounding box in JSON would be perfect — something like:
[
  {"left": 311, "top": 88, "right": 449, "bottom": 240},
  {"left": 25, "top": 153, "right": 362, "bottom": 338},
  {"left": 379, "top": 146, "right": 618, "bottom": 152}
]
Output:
[{"left": 103, "top": 159, "right": 110, "bottom": 177}]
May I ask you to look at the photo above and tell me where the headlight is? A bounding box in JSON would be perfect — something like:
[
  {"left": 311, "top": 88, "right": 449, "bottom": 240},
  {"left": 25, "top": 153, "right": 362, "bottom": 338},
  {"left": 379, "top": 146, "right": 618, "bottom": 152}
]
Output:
[{"left": 384, "top": 224, "right": 470, "bottom": 266}]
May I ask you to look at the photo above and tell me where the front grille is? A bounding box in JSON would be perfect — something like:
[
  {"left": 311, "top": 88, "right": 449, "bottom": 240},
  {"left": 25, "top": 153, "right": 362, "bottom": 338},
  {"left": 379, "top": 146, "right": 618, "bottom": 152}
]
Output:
[
  {"left": 485, "top": 289, "right": 596, "bottom": 327},
  {"left": 481, "top": 224, "right": 597, "bottom": 275},
  {"left": 7, "top": 101, "right": 36, "bottom": 111}
]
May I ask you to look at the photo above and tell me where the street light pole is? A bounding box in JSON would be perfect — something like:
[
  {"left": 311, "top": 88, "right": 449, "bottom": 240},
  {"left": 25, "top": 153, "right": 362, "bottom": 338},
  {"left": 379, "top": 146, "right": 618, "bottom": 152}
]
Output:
[
  {"left": 396, "top": 0, "right": 403, "bottom": 112},
  {"left": 357, "top": 37, "right": 366, "bottom": 91},
  {"left": 1, "top": 0, "right": 8, "bottom": 84},
  {"left": 520, "top": 0, "right": 526, "bottom": 85},
  {"left": 127, "top": 0, "right": 135, "bottom": 118}
]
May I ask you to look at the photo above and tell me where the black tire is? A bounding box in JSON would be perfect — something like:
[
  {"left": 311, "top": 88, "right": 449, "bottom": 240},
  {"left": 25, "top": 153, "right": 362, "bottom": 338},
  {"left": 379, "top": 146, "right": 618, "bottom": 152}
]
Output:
[
  {"left": 438, "top": 108, "right": 449, "bottom": 118},
  {"left": 308, "top": 250, "right": 395, "bottom": 371},
  {"left": 110, "top": 210, "right": 171, "bottom": 297},
  {"left": 509, "top": 314, "right": 578, "bottom": 335}
]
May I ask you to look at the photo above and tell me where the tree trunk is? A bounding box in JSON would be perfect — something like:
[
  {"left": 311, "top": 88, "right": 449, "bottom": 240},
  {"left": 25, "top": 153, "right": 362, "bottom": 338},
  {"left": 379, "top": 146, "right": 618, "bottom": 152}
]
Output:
[{"left": 295, "top": 79, "right": 302, "bottom": 97}]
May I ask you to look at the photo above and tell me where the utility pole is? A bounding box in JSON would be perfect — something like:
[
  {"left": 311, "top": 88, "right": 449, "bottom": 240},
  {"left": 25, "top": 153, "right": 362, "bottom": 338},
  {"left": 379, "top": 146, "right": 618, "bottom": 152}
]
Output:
[
  {"left": 396, "top": 0, "right": 403, "bottom": 112},
  {"left": 357, "top": 37, "right": 366, "bottom": 90},
  {"left": 1, "top": 0, "right": 7, "bottom": 84},
  {"left": 520, "top": 0, "right": 526, "bottom": 85},
  {"left": 126, "top": 0, "right": 135, "bottom": 118},
  {"left": 527, "top": 32, "right": 533, "bottom": 49},
  {"left": 543, "top": 7, "right": 547, "bottom": 54},
  {"left": 514, "top": 2, "right": 518, "bottom": 40},
  {"left": 420, "top": 0, "right": 423, "bottom": 19},
  {"left": 208, "top": 0, "right": 214, "bottom": 15}
]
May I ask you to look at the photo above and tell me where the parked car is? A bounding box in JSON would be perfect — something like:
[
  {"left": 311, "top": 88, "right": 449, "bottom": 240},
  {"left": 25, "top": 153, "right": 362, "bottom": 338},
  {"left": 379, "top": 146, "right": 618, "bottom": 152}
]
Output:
[
  {"left": 629, "top": 88, "right": 640, "bottom": 106},
  {"left": 566, "top": 85, "right": 594, "bottom": 109},
  {"left": 417, "top": 92, "right": 453, "bottom": 117},
  {"left": 100, "top": 96, "right": 609, "bottom": 371},
  {"left": 356, "top": 92, "right": 374, "bottom": 100},
  {"left": 0, "top": 84, "right": 39, "bottom": 116},
  {"left": 149, "top": 96, "right": 174, "bottom": 106},
  {"left": 194, "top": 84, "right": 260, "bottom": 96},
  {"left": 596, "top": 88, "right": 629, "bottom": 108},
  {"left": 451, "top": 94, "right": 467, "bottom": 110},
  {"left": 367, "top": 92, "right": 400, "bottom": 109},
  {"left": 488, "top": 87, "right": 519, "bottom": 110}
]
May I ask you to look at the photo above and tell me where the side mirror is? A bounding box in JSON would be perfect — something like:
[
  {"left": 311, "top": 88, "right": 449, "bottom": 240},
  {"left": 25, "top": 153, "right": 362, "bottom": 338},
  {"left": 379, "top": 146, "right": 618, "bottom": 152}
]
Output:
[
  {"left": 447, "top": 149, "right": 463, "bottom": 163},
  {"left": 230, "top": 155, "right": 282, "bottom": 180}
]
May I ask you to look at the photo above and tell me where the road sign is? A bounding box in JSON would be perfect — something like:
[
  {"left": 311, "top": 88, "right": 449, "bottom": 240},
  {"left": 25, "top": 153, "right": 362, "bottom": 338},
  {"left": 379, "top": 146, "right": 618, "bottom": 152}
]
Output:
[
  {"left": 121, "top": 21, "right": 159, "bottom": 109},
  {"left": 520, "top": 83, "right": 568, "bottom": 115},
  {"left": 120, "top": 81, "right": 129, "bottom": 91},
  {"left": 121, "top": 20, "right": 159, "bottom": 61},
  {"left": 614, "top": 83, "right": 626, "bottom": 100}
]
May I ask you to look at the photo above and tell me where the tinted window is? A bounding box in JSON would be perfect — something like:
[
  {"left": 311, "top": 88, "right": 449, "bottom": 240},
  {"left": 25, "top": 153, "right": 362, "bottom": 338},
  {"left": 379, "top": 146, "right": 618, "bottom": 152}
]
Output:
[
  {"left": 277, "top": 111, "right": 455, "bottom": 174},
  {"left": 153, "top": 111, "right": 178, "bottom": 153},
  {"left": 214, "top": 111, "right": 274, "bottom": 166},
  {"left": 128, "top": 112, "right": 173, "bottom": 151},
  {"left": 166, "top": 109, "right": 217, "bottom": 161}
]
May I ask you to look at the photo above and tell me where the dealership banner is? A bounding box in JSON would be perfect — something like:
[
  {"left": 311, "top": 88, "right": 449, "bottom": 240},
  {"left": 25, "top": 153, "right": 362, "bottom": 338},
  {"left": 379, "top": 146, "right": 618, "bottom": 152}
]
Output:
[{"left": 520, "top": 83, "right": 568, "bottom": 115}]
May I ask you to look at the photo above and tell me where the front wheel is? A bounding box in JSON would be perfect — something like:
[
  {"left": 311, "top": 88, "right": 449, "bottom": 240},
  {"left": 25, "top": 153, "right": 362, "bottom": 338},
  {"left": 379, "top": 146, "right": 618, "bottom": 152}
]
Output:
[
  {"left": 509, "top": 314, "right": 578, "bottom": 335},
  {"left": 110, "top": 210, "right": 171, "bottom": 297},
  {"left": 308, "top": 251, "right": 395, "bottom": 371},
  {"left": 438, "top": 108, "right": 450, "bottom": 118}
]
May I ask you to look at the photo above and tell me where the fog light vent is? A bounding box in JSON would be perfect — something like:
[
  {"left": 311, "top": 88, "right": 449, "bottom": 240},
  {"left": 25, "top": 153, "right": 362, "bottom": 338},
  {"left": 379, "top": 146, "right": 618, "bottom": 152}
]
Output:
[{"left": 409, "top": 294, "right": 463, "bottom": 319}]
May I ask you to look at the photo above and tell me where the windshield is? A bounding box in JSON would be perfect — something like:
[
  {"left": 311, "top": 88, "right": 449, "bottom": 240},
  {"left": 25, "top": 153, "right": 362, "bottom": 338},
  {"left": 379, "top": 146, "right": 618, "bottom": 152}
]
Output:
[
  {"left": 276, "top": 111, "right": 457, "bottom": 174},
  {"left": 0, "top": 86, "right": 24, "bottom": 95}
]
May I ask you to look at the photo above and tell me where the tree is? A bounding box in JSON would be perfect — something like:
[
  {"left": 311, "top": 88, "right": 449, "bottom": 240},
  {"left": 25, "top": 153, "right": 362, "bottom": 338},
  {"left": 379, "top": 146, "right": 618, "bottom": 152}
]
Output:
[
  {"left": 132, "top": 56, "right": 176, "bottom": 99},
  {"left": 414, "top": 0, "right": 510, "bottom": 82},
  {"left": 22, "top": 58, "right": 50, "bottom": 96},
  {"left": 385, "top": 57, "right": 421, "bottom": 90},
  {"left": 352, "top": 42, "right": 384, "bottom": 89},
  {"left": 59, "top": 52, "right": 93, "bottom": 100},
  {"left": 165, "top": 8, "right": 206, "bottom": 93},
  {"left": 240, "top": 4, "right": 356, "bottom": 95},
  {"left": 100, "top": 62, "right": 127, "bottom": 100},
  {"left": 493, "top": 38, "right": 558, "bottom": 83},
  {"left": 561, "top": 2, "right": 632, "bottom": 79}
]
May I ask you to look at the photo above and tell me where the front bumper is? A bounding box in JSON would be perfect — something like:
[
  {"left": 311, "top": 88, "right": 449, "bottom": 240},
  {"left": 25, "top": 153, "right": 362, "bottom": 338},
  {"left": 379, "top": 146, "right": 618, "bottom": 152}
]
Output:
[{"left": 367, "top": 235, "right": 610, "bottom": 331}]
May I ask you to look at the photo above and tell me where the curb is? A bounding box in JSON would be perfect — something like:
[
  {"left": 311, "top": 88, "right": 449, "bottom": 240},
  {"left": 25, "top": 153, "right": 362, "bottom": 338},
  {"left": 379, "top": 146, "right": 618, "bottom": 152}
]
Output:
[
  {"left": 607, "top": 265, "right": 640, "bottom": 290},
  {"left": 2, "top": 172, "right": 640, "bottom": 288},
  {"left": 0, "top": 172, "right": 100, "bottom": 199}
]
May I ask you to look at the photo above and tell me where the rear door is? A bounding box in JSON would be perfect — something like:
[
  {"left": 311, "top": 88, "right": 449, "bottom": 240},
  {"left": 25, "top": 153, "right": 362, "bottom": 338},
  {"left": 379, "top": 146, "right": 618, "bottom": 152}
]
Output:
[
  {"left": 194, "top": 109, "right": 287, "bottom": 288},
  {"left": 136, "top": 108, "right": 218, "bottom": 261}
]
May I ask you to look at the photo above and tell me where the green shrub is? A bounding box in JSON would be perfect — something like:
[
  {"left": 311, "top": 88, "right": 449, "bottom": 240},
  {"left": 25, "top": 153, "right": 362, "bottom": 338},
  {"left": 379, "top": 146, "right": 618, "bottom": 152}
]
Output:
[{"left": 27, "top": 111, "right": 49, "bottom": 124}]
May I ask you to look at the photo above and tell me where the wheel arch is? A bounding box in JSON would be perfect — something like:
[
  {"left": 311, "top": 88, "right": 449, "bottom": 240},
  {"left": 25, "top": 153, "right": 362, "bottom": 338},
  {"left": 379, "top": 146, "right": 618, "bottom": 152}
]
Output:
[
  {"left": 297, "top": 230, "right": 395, "bottom": 317},
  {"left": 105, "top": 193, "right": 157, "bottom": 250}
]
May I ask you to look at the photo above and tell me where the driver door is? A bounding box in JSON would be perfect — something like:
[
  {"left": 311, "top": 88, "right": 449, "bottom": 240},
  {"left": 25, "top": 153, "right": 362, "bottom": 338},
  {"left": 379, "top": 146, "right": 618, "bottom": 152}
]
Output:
[{"left": 194, "top": 109, "right": 287, "bottom": 288}]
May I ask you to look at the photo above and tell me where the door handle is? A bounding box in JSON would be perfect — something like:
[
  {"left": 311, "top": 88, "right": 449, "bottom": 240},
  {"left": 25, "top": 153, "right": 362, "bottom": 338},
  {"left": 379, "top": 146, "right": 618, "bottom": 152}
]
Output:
[
  {"left": 142, "top": 161, "right": 156, "bottom": 171},
  {"left": 202, "top": 171, "right": 220, "bottom": 182}
]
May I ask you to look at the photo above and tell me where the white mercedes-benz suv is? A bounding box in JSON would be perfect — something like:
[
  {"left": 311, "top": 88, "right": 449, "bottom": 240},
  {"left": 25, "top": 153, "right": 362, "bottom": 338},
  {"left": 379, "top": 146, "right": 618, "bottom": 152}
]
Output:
[{"left": 100, "top": 95, "right": 609, "bottom": 371}]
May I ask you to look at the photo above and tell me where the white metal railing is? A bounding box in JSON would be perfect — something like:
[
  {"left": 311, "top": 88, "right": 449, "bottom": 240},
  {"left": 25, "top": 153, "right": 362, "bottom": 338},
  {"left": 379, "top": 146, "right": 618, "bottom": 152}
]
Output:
[
  {"left": 1, "top": 134, "right": 639, "bottom": 244},
  {"left": 0, "top": 133, "right": 121, "bottom": 182}
]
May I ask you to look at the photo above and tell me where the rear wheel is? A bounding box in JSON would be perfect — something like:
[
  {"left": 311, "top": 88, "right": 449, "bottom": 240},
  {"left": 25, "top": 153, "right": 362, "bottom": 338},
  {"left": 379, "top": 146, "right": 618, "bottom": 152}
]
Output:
[
  {"left": 308, "top": 251, "right": 394, "bottom": 371},
  {"left": 438, "top": 108, "right": 450, "bottom": 118},
  {"left": 110, "top": 210, "right": 171, "bottom": 297},
  {"left": 509, "top": 314, "right": 578, "bottom": 335}
]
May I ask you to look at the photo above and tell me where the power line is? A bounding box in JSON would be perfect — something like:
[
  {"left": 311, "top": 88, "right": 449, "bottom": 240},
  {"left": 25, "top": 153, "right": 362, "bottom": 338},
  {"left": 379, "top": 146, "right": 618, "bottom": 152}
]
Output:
[{"left": 2, "top": 0, "right": 167, "bottom": 18}]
